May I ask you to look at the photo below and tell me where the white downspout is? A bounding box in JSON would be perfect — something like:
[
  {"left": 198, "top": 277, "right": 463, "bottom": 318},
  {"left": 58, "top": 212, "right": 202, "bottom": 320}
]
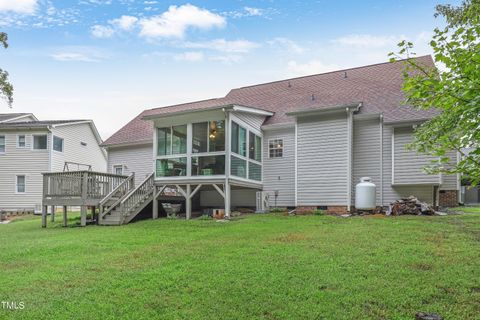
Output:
[
  {"left": 379, "top": 114, "right": 384, "bottom": 207},
  {"left": 347, "top": 107, "right": 353, "bottom": 212}
]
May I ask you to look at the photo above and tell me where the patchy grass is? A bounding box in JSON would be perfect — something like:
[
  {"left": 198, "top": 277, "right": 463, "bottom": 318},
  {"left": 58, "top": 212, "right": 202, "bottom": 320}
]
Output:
[
  {"left": 450, "top": 206, "right": 480, "bottom": 214},
  {"left": 0, "top": 213, "right": 479, "bottom": 319}
]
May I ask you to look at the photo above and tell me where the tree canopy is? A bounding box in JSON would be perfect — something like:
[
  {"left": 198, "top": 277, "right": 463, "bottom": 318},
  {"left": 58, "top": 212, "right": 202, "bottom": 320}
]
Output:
[
  {"left": 0, "top": 31, "right": 13, "bottom": 107},
  {"left": 390, "top": 0, "right": 480, "bottom": 186}
]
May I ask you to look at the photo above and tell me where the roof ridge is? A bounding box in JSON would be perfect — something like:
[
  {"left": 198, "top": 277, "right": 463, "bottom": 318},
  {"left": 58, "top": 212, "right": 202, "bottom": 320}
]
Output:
[
  {"left": 230, "top": 55, "right": 433, "bottom": 92},
  {"left": 145, "top": 97, "right": 221, "bottom": 112}
]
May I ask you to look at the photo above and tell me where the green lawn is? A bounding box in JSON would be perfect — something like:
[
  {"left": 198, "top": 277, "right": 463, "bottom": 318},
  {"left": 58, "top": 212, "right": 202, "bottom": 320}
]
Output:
[{"left": 1, "top": 213, "right": 479, "bottom": 320}]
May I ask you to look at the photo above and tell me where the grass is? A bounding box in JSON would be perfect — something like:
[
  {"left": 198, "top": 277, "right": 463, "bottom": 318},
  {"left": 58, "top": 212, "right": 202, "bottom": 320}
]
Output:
[{"left": 1, "top": 213, "right": 479, "bottom": 319}]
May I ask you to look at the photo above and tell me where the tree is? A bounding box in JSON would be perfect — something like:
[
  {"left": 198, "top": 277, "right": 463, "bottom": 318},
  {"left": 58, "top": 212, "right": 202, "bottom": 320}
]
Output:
[
  {"left": 0, "top": 32, "right": 13, "bottom": 107},
  {"left": 389, "top": 0, "right": 480, "bottom": 186}
]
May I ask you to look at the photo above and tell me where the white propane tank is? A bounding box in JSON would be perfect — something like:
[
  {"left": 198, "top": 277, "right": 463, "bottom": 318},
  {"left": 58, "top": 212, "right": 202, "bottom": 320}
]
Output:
[{"left": 355, "top": 177, "right": 376, "bottom": 210}]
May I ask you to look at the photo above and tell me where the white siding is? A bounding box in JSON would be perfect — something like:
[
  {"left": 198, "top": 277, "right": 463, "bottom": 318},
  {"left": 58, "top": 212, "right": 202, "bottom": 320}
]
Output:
[
  {"left": 352, "top": 118, "right": 381, "bottom": 205},
  {"left": 382, "top": 125, "right": 434, "bottom": 205},
  {"left": 231, "top": 112, "right": 265, "bottom": 131},
  {"left": 440, "top": 150, "right": 459, "bottom": 191},
  {"left": 263, "top": 127, "right": 295, "bottom": 207},
  {"left": 0, "top": 130, "right": 50, "bottom": 210},
  {"left": 297, "top": 114, "right": 348, "bottom": 206},
  {"left": 393, "top": 126, "right": 439, "bottom": 185},
  {"left": 50, "top": 123, "right": 107, "bottom": 172},
  {"left": 107, "top": 144, "right": 153, "bottom": 186}
]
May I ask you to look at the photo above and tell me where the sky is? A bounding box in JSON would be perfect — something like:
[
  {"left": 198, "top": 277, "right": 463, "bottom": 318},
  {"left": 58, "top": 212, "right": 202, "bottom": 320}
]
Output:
[{"left": 0, "top": 0, "right": 459, "bottom": 139}]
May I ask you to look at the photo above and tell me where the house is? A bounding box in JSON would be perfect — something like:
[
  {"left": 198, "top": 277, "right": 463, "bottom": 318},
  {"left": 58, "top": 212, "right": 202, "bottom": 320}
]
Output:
[
  {"left": 0, "top": 113, "right": 107, "bottom": 213},
  {"left": 86, "top": 55, "right": 459, "bottom": 225}
]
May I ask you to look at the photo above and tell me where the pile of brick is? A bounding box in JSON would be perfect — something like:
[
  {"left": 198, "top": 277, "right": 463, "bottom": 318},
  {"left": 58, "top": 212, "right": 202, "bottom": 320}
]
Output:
[{"left": 388, "top": 196, "right": 435, "bottom": 215}]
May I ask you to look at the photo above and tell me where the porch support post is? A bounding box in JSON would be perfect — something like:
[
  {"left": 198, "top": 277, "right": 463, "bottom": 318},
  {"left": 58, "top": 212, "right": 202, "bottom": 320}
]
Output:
[
  {"left": 63, "top": 206, "right": 67, "bottom": 227},
  {"left": 42, "top": 205, "right": 47, "bottom": 228},
  {"left": 50, "top": 205, "right": 55, "bottom": 222},
  {"left": 92, "top": 206, "right": 96, "bottom": 224},
  {"left": 186, "top": 184, "right": 192, "bottom": 220},
  {"left": 152, "top": 186, "right": 158, "bottom": 219},
  {"left": 80, "top": 206, "right": 87, "bottom": 227},
  {"left": 224, "top": 181, "right": 231, "bottom": 218}
]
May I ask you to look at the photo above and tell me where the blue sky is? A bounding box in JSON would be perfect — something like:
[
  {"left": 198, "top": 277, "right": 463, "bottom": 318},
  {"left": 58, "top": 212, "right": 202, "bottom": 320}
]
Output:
[{"left": 0, "top": 0, "right": 458, "bottom": 138}]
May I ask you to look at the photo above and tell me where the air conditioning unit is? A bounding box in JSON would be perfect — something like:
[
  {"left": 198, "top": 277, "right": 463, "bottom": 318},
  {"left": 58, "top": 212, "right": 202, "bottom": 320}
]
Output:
[{"left": 256, "top": 191, "right": 270, "bottom": 213}]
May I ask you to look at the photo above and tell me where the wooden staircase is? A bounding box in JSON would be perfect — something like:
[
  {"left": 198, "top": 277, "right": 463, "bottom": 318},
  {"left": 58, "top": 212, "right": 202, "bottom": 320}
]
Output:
[{"left": 98, "top": 173, "right": 155, "bottom": 226}]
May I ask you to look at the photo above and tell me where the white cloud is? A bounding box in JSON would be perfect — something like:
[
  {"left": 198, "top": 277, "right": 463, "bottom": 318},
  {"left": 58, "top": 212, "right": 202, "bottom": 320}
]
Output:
[
  {"left": 174, "top": 51, "right": 204, "bottom": 62},
  {"left": 244, "top": 7, "right": 263, "bottom": 16},
  {"left": 184, "top": 39, "right": 259, "bottom": 53},
  {"left": 287, "top": 60, "right": 340, "bottom": 76},
  {"left": 268, "top": 37, "right": 305, "bottom": 54},
  {"left": 139, "top": 4, "right": 225, "bottom": 38},
  {"left": 110, "top": 15, "right": 138, "bottom": 30},
  {"left": 333, "top": 34, "right": 404, "bottom": 48},
  {"left": 51, "top": 46, "right": 108, "bottom": 62},
  {"left": 0, "top": 0, "right": 37, "bottom": 14},
  {"left": 91, "top": 24, "right": 115, "bottom": 38},
  {"left": 210, "top": 55, "right": 242, "bottom": 64}
]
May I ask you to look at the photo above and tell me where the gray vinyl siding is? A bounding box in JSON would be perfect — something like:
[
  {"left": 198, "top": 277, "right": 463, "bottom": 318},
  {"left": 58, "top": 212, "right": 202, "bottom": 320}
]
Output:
[
  {"left": 262, "top": 127, "right": 295, "bottom": 207},
  {"left": 200, "top": 189, "right": 256, "bottom": 207},
  {"left": 382, "top": 125, "right": 434, "bottom": 205},
  {"left": 232, "top": 112, "right": 266, "bottom": 130},
  {"left": 51, "top": 123, "right": 107, "bottom": 172},
  {"left": 107, "top": 144, "right": 153, "bottom": 186},
  {"left": 393, "top": 127, "right": 439, "bottom": 185},
  {"left": 440, "top": 150, "right": 459, "bottom": 190},
  {"left": 352, "top": 118, "right": 381, "bottom": 205},
  {"left": 297, "top": 114, "right": 348, "bottom": 206},
  {"left": 0, "top": 130, "right": 50, "bottom": 211}
]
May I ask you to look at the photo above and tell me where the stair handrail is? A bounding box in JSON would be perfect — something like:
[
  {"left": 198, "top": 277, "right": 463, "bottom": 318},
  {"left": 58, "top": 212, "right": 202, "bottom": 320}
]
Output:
[
  {"left": 99, "top": 173, "right": 135, "bottom": 219},
  {"left": 120, "top": 172, "right": 155, "bottom": 217}
]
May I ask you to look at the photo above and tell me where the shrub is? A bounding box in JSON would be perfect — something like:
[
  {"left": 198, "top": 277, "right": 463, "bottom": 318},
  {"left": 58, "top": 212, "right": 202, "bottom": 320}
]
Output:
[{"left": 313, "top": 209, "right": 325, "bottom": 216}]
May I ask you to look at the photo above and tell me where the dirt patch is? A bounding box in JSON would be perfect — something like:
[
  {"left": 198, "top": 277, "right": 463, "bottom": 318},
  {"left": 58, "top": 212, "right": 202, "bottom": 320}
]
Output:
[
  {"left": 410, "top": 262, "right": 433, "bottom": 271},
  {"left": 273, "top": 233, "right": 310, "bottom": 243}
]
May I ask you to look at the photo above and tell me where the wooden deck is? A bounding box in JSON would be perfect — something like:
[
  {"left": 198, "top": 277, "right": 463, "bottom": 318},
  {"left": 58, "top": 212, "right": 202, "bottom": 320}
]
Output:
[{"left": 41, "top": 171, "right": 131, "bottom": 227}]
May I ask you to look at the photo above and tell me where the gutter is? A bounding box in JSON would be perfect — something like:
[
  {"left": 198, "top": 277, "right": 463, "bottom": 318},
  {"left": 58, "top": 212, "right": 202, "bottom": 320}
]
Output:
[{"left": 286, "top": 102, "right": 362, "bottom": 117}]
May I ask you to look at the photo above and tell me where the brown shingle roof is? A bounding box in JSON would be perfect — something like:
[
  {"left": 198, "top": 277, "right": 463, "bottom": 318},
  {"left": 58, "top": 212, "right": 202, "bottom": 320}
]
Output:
[{"left": 103, "top": 56, "right": 438, "bottom": 146}]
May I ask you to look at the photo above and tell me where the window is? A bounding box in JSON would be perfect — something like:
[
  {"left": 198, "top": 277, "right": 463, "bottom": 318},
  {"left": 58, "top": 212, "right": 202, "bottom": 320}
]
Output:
[
  {"left": 53, "top": 136, "right": 64, "bottom": 152},
  {"left": 156, "top": 158, "right": 187, "bottom": 177},
  {"left": 157, "top": 125, "right": 187, "bottom": 156},
  {"left": 33, "top": 135, "right": 47, "bottom": 150},
  {"left": 249, "top": 162, "right": 262, "bottom": 181},
  {"left": 113, "top": 165, "right": 123, "bottom": 175},
  {"left": 192, "top": 120, "right": 225, "bottom": 153},
  {"left": 17, "top": 135, "right": 26, "bottom": 148},
  {"left": 249, "top": 132, "right": 262, "bottom": 162},
  {"left": 192, "top": 122, "right": 208, "bottom": 153},
  {"left": 231, "top": 122, "right": 246, "bottom": 156},
  {"left": 0, "top": 135, "right": 4, "bottom": 153},
  {"left": 192, "top": 155, "right": 225, "bottom": 176},
  {"left": 231, "top": 155, "right": 247, "bottom": 178},
  {"left": 172, "top": 125, "right": 187, "bottom": 154},
  {"left": 269, "top": 139, "right": 283, "bottom": 158},
  {"left": 16, "top": 175, "right": 26, "bottom": 193}
]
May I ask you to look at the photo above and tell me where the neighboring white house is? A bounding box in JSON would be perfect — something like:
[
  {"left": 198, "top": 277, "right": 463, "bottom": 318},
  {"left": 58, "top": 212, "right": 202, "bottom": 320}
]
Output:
[
  {"left": 0, "top": 113, "right": 107, "bottom": 212},
  {"left": 100, "top": 56, "right": 460, "bottom": 221}
]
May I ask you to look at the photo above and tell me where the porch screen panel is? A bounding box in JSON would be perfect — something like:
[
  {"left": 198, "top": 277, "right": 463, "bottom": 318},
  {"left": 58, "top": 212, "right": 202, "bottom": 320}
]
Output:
[
  {"left": 231, "top": 122, "right": 239, "bottom": 154},
  {"left": 248, "top": 162, "right": 262, "bottom": 181},
  {"left": 249, "top": 132, "right": 262, "bottom": 162},
  {"left": 208, "top": 120, "right": 225, "bottom": 152},
  {"left": 157, "top": 128, "right": 172, "bottom": 156},
  {"left": 172, "top": 125, "right": 187, "bottom": 154},
  {"left": 191, "top": 155, "right": 225, "bottom": 176},
  {"left": 231, "top": 155, "right": 246, "bottom": 178},
  {"left": 192, "top": 122, "right": 208, "bottom": 153},
  {"left": 156, "top": 158, "right": 187, "bottom": 177}
]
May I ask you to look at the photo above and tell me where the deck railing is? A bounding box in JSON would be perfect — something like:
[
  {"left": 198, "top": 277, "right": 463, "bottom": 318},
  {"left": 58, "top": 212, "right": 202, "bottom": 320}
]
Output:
[
  {"left": 121, "top": 172, "right": 155, "bottom": 217},
  {"left": 43, "top": 171, "right": 129, "bottom": 200},
  {"left": 98, "top": 173, "right": 135, "bottom": 219}
]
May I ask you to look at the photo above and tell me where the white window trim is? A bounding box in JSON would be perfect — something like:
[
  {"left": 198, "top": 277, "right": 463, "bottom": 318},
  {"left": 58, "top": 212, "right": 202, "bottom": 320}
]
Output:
[
  {"left": 32, "top": 134, "right": 48, "bottom": 151},
  {"left": 268, "top": 138, "right": 284, "bottom": 159},
  {"left": 112, "top": 164, "right": 124, "bottom": 175},
  {"left": 52, "top": 135, "right": 64, "bottom": 153},
  {"left": 0, "top": 134, "right": 5, "bottom": 154},
  {"left": 17, "top": 134, "right": 26, "bottom": 148},
  {"left": 15, "top": 175, "right": 26, "bottom": 194}
]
